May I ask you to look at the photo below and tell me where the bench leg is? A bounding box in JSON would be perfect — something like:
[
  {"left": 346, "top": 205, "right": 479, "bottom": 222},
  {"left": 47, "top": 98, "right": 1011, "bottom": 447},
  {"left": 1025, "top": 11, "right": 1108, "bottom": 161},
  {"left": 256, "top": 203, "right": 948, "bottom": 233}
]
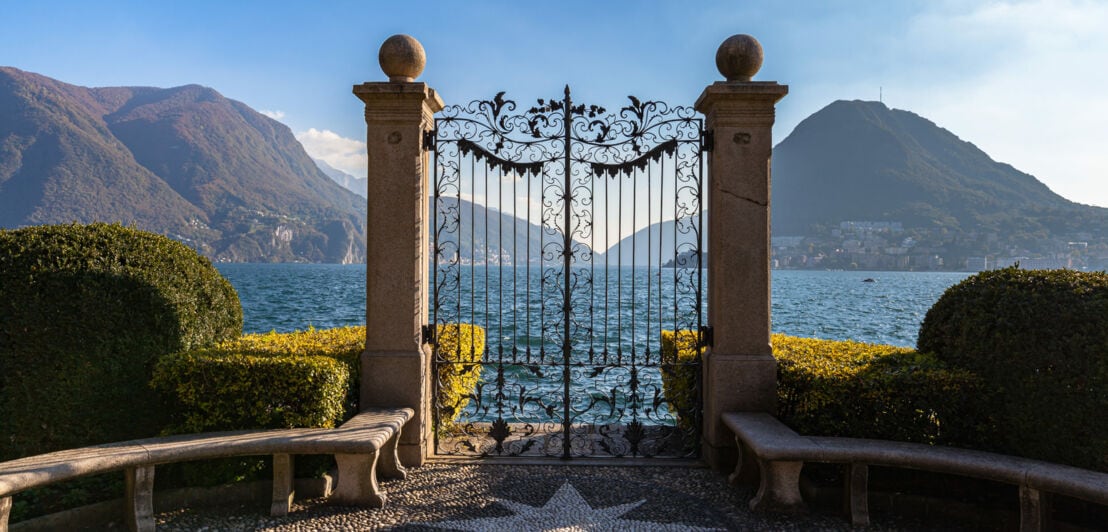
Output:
[
  {"left": 1, "top": 495, "right": 11, "bottom": 532},
  {"left": 331, "top": 451, "right": 385, "bottom": 508},
  {"left": 749, "top": 459, "right": 806, "bottom": 513},
  {"left": 1019, "top": 485, "right": 1050, "bottom": 532},
  {"left": 376, "top": 426, "right": 407, "bottom": 480},
  {"left": 125, "top": 465, "right": 155, "bottom": 532},
  {"left": 271, "top": 453, "right": 296, "bottom": 516},
  {"left": 728, "top": 437, "right": 743, "bottom": 485},
  {"left": 844, "top": 463, "right": 869, "bottom": 526}
]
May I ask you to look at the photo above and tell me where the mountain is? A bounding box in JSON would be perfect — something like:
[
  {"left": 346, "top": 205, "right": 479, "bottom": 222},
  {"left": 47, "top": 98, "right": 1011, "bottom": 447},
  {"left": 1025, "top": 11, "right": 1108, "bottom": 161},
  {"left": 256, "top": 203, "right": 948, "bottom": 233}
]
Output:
[
  {"left": 602, "top": 217, "right": 705, "bottom": 266},
  {"left": 0, "top": 67, "right": 366, "bottom": 263},
  {"left": 314, "top": 158, "right": 367, "bottom": 198},
  {"left": 431, "top": 196, "right": 574, "bottom": 264},
  {"left": 771, "top": 100, "right": 1108, "bottom": 240}
]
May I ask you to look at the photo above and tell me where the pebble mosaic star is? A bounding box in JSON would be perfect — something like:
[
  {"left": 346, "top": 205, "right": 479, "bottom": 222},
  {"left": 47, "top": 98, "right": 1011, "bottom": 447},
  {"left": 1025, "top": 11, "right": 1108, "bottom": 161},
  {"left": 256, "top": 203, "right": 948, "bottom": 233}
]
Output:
[{"left": 428, "top": 482, "right": 722, "bottom": 531}]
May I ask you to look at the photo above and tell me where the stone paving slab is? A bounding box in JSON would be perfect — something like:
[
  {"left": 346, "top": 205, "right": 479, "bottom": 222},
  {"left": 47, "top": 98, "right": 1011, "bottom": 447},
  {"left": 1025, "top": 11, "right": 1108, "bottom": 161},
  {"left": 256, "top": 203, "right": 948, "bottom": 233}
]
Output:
[{"left": 154, "top": 463, "right": 968, "bottom": 531}]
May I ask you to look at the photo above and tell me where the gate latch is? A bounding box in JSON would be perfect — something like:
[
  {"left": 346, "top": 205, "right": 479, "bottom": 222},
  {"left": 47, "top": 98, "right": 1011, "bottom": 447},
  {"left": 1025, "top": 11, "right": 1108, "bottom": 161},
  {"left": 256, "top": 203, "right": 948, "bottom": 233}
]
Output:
[
  {"left": 422, "top": 129, "right": 437, "bottom": 151},
  {"left": 421, "top": 324, "right": 436, "bottom": 345},
  {"left": 699, "top": 325, "right": 714, "bottom": 348}
]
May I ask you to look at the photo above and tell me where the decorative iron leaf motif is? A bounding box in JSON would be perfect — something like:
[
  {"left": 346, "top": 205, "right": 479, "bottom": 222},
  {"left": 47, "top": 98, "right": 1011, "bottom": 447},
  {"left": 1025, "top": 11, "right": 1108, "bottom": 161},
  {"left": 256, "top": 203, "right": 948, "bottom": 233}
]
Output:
[
  {"left": 489, "top": 418, "right": 511, "bottom": 447},
  {"left": 430, "top": 86, "right": 705, "bottom": 459}
]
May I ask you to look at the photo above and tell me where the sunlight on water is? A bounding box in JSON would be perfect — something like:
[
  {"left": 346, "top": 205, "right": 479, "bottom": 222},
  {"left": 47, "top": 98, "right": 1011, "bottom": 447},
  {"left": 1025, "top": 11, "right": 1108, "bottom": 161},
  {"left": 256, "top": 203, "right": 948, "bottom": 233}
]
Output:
[{"left": 217, "top": 264, "right": 969, "bottom": 348}]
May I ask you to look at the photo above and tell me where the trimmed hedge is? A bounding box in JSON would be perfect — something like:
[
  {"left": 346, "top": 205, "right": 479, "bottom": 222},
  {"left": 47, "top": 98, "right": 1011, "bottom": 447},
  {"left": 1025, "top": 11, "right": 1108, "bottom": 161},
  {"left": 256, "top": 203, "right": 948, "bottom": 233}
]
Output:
[
  {"left": 660, "top": 330, "right": 703, "bottom": 429},
  {"left": 0, "top": 223, "right": 241, "bottom": 461},
  {"left": 774, "top": 334, "right": 980, "bottom": 445},
  {"left": 154, "top": 323, "right": 488, "bottom": 434},
  {"left": 660, "top": 332, "right": 976, "bottom": 445},
  {"left": 151, "top": 326, "right": 363, "bottom": 433},
  {"left": 434, "top": 323, "right": 486, "bottom": 428},
  {"left": 918, "top": 267, "right": 1108, "bottom": 471}
]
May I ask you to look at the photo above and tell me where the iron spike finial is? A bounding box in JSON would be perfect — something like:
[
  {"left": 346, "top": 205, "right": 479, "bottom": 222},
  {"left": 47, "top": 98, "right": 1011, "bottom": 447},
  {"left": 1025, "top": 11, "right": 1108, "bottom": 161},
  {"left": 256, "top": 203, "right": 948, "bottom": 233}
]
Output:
[{"left": 564, "top": 84, "right": 570, "bottom": 99}]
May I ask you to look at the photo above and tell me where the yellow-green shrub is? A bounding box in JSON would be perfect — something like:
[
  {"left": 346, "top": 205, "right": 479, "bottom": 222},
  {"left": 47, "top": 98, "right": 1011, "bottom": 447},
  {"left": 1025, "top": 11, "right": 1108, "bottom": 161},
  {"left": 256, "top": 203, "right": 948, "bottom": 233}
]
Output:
[
  {"left": 660, "top": 330, "right": 704, "bottom": 428},
  {"left": 775, "top": 334, "right": 980, "bottom": 445},
  {"left": 434, "top": 323, "right": 486, "bottom": 427},
  {"left": 151, "top": 326, "right": 364, "bottom": 433}
]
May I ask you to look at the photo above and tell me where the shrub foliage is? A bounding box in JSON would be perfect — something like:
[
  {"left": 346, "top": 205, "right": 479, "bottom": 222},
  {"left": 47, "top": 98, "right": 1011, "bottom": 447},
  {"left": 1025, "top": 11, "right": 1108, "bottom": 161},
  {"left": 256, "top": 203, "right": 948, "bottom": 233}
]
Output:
[
  {"left": 151, "top": 326, "right": 363, "bottom": 433},
  {"left": 0, "top": 223, "right": 241, "bottom": 460},
  {"left": 659, "top": 330, "right": 703, "bottom": 429},
  {"left": 434, "top": 323, "right": 486, "bottom": 428},
  {"left": 774, "top": 334, "right": 980, "bottom": 445},
  {"left": 917, "top": 267, "right": 1108, "bottom": 471}
]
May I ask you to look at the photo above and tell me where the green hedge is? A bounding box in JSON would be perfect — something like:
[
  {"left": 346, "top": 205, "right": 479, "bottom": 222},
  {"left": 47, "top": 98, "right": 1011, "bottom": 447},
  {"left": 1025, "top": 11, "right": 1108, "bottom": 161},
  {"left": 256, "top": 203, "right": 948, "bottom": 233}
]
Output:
[
  {"left": 433, "top": 323, "right": 486, "bottom": 428},
  {"left": 150, "top": 326, "right": 363, "bottom": 487},
  {"left": 659, "top": 330, "right": 703, "bottom": 430},
  {"left": 151, "top": 326, "right": 364, "bottom": 433},
  {"left": 0, "top": 223, "right": 241, "bottom": 461},
  {"left": 918, "top": 267, "right": 1108, "bottom": 471},
  {"left": 774, "top": 334, "right": 981, "bottom": 445}
]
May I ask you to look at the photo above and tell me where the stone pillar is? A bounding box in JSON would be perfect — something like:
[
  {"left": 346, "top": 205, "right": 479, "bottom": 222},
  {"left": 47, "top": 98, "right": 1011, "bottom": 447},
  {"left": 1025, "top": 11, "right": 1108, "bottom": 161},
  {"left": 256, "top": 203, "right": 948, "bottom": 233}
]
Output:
[
  {"left": 694, "top": 34, "right": 788, "bottom": 469},
  {"left": 354, "top": 34, "right": 443, "bottom": 466}
]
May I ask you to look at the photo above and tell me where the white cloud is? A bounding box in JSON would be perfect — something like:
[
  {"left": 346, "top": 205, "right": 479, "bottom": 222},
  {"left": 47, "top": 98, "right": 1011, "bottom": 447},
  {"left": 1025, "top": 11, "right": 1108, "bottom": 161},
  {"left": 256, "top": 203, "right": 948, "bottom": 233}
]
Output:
[
  {"left": 259, "top": 109, "right": 285, "bottom": 121},
  {"left": 295, "top": 128, "right": 367, "bottom": 178}
]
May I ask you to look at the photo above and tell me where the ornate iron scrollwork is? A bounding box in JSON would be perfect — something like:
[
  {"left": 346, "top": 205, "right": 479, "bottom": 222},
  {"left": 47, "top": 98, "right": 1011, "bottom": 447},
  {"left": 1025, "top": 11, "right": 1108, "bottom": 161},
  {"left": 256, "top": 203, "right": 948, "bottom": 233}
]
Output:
[{"left": 429, "top": 87, "right": 705, "bottom": 459}]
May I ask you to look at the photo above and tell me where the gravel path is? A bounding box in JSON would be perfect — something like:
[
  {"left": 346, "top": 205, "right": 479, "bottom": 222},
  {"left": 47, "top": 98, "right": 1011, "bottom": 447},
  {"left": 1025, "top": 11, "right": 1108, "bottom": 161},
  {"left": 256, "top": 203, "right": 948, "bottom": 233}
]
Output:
[{"left": 154, "top": 462, "right": 962, "bottom": 531}]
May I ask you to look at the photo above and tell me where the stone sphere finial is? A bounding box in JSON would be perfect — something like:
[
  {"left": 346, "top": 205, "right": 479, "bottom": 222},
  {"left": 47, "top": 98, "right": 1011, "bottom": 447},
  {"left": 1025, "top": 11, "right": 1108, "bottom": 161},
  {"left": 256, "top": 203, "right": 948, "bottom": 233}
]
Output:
[
  {"left": 715, "top": 34, "right": 764, "bottom": 82},
  {"left": 378, "top": 34, "right": 426, "bottom": 82}
]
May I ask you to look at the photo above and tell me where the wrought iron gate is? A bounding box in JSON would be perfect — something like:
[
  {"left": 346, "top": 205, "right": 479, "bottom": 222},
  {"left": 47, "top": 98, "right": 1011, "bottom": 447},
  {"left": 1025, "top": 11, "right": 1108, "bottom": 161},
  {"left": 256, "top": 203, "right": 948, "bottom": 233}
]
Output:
[{"left": 427, "top": 87, "right": 706, "bottom": 458}]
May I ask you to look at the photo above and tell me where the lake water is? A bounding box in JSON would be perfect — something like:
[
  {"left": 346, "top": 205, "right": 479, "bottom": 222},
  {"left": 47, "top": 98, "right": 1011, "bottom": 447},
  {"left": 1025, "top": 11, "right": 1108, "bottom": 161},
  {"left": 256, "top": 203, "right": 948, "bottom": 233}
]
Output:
[{"left": 215, "top": 264, "right": 970, "bottom": 348}]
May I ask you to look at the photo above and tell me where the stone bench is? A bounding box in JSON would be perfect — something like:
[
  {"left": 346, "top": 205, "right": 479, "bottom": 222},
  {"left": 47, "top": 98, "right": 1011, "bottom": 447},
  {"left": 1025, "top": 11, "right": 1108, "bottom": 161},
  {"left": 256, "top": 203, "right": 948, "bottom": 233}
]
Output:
[
  {"left": 0, "top": 407, "right": 413, "bottom": 532},
  {"left": 722, "top": 411, "right": 1108, "bottom": 531}
]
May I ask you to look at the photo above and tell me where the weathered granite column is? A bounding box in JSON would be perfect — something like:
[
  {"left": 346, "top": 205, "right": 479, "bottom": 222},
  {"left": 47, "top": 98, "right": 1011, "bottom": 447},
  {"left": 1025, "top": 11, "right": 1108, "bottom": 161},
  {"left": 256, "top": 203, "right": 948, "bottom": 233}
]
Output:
[
  {"left": 695, "top": 34, "right": 788, "bottom": 469},
  {"left": 354, "top": 35, "right": 443, "bottom": 466}
]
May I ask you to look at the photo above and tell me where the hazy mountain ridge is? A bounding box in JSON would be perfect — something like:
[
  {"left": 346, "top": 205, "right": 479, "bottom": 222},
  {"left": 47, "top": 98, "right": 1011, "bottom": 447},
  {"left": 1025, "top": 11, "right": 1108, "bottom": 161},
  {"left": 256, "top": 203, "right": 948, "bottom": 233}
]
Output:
[
  {"left": 314, "top": 158, "right": 367, "bottom": 198},
  {"left": 0, "top": 67, "right": 366, "bottom": 263},
  {"left": 431, "top": 196, "right": 560, "bottom": 264}
]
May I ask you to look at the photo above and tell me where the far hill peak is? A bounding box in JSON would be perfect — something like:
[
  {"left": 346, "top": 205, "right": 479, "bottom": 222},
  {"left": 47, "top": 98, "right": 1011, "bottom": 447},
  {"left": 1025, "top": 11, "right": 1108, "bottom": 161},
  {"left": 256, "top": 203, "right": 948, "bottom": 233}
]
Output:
[{"left": 772, "top": 99, "right": 1087, "bottom": 236}]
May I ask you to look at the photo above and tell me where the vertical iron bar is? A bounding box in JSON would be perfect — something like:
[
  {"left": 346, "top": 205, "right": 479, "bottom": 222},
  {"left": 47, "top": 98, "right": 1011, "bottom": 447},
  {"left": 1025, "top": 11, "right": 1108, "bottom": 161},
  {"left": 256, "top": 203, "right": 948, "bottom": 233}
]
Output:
[
  {"left": 470, "top": 156, "right": 476, "bottom": 354},
  {"left": 430, "top": 131, "right": 440, "bottom": 452},
  {"left": 498, "top": 168, "right": 504, "bottom": 365},
  {"left": 630, "top": 164, "right": 640, "bottom": 442},
  {"left": 672, "top": 147, "right": 679, "bottom": 364},
  {"left": 659, "top": 154, "right": 665, "bottom": 364},
  {"left": 697, "top": 125, "right": 705, "bottom": 351},
  {"left": 561, "top": 85, "right": 573, "bottom": 460},
  {"left": 527, "top": 165, "right": 533, "bottom": 364},
  {"left": 589, "top": 165, "right": 595, "bottom": 365},
  {"left": 617, "top": 164, "right": 623, "bottom": 366},
  {"left": 604, "top": 169, "right": 610, "bottom": 365},
  {"left": 513, "top": 165, "right": 519, "bottom": 363},
  {"left": 646, "top": 161, "right": 652, "bottom": 366}
]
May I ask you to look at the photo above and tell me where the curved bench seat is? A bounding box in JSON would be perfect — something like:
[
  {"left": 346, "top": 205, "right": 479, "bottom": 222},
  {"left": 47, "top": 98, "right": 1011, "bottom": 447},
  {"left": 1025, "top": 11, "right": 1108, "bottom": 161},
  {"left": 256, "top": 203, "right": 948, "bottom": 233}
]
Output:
[
  {"left": 722, "top": 411, "right": 1108, "bottom": 531},
  {"left": 0, "top": 407, "right": 413, "bottom": 532}
]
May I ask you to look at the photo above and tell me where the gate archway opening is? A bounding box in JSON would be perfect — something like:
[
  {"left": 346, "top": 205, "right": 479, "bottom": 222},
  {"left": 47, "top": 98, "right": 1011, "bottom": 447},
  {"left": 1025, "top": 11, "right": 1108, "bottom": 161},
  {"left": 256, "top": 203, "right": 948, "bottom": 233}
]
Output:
[{"left": 427, "top": 87, "right": 707, "bottom": 458}]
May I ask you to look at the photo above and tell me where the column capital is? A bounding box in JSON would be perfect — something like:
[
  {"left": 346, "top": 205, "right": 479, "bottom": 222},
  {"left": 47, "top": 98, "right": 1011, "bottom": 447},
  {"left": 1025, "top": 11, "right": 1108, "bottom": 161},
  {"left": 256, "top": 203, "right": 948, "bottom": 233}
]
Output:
[
  {"left": 353, "top": 82, "right": 444, "bottom": 123},
  {"left": 695, "top": 82, "right": 788, "bottom": 127}
]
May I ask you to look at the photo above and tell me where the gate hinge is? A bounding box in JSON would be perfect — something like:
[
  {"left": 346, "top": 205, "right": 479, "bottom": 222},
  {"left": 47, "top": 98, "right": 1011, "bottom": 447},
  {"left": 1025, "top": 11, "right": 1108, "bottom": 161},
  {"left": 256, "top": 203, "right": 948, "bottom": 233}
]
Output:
[
  {"left": 421, "top": 324, "right": 436, "bottom": 344},
  {"left": 699, "top": 325, "right": 714, "bottom": 348},
  {"left": 702, "top": 130, "right": 714, "bottom": 153},
  {"left": 422, "top": 129, "right": 437, "bottom": 151}
]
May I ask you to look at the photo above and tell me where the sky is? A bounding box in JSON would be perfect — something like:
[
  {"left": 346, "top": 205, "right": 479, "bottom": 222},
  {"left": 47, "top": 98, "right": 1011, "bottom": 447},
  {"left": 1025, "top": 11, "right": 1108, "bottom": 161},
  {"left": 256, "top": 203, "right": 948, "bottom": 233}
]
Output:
[{"left": 2, "top": 0, "right": 1107, "bottom": 207}]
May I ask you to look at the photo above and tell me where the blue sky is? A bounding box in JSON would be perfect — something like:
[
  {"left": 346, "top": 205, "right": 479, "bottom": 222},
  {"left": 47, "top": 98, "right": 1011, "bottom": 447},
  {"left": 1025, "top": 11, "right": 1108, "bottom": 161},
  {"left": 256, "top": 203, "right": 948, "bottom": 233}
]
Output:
[{"left": 3, "top": 0, "right": 1107, "bottom": 207}]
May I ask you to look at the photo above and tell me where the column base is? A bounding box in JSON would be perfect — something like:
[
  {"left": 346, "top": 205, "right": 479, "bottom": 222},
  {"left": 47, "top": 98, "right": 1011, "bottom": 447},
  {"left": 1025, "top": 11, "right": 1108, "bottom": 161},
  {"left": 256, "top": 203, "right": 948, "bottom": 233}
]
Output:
[
  {"left": 362, "top": 349, "right": 427, "bottom": 467},
  {"left": 702, "top": 353, "right": 777, "bottom": 468}
]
